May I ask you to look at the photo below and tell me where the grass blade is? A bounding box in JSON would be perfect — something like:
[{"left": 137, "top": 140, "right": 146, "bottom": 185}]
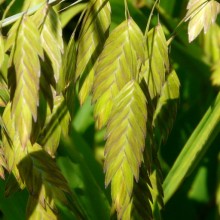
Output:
[{"left": 163, "top": 92, "right": 220, "bottom": 203}]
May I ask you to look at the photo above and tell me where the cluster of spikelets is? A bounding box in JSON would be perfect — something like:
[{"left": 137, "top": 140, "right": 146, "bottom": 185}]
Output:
[{"left": 0, "top": 0, "right": 219, "bottom": 219}]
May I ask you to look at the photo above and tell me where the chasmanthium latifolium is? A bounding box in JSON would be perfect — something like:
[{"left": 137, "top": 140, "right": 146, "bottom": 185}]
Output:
[{"left": 0, "top": 0, "right": 219, "bottom": 219}]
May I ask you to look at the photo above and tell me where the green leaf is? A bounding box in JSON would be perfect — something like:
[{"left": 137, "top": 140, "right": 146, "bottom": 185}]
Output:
[
  {"left": 76, "top": 0, "right": 111, "bottom": 105},
  {"left": 104, "top": 80, "right": 147, "bottom": 219},
  {"left": 6, "top": 14, "right": 43, "bottom": 148},
  {"left": 163, "top": 92, "right": 220, "bottom": 204},
  {"left": 32, "top": 3, "right": 63, "bottom": 83},
  {"left": 141, "top": 24, "right": 169, "bottom": 100},
  {"left": 93, "top": 18, "right": 145, "bottom": 129},
  {"left": 185, "top": 0, "right": 220, "bottom": 42}
]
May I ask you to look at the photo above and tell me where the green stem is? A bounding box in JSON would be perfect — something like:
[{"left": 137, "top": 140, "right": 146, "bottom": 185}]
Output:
[
  {"left": 58, "top": 0, "right": 84, "bottom": 12},
  {"left": 144, "top": 0, "right": 159, "bottom": 38},
  {"left": 124, "top": 0, "right": 130, "bottom": 19}
]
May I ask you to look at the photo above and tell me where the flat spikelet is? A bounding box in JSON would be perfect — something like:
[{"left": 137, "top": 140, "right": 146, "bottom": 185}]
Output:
[
  {"left": 76, "top": 0, "right": 111, "bottom": 104},
  {"left": 6, "top": 15, "right": 43, "bottom": 148},
  {"left": 104, "top": 80, "right": 147, "bottom": 219},
  {"left": 142, "top": 24, "right": 169, "bottom": 100},
  {"left": 93, "top": 18, "right": 145, "bottom": 129},
  {"left": 153, "top": 70, "right": 180, "bottom": 145},
  {"left": 33, "top": 3, "right": 63, "bottom": 83},
  {"left": 185, "top": 0, "right": 220, "bottom": 42}
]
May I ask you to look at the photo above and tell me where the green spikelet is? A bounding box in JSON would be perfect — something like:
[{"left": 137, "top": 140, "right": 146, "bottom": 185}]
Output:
[
  {"left": 93, "top": 18, "right": 145, "bottom": 129},
  {"left": 32, "top": 2, "right": 63, "bottom": 83},
  {"left": 153, "top": 70, "right": 180, "bottom": 147},
  {"left": 76, "top": 0, "right": 111, "bottom": 105},
  {"left": 1, "top": 103, "right": 27, "bottom": 188},
  {"left": 142, "top": 24, "right": 169, "bottom": 100},
  {"left": 104, "top": 80, "right": 147, "bottom": 219},
  {"left": 185, "top": 0, "right": 220, "bottom": 42},
  {"left": 6, "top": 14, "right": 43, "bottom": 148}
]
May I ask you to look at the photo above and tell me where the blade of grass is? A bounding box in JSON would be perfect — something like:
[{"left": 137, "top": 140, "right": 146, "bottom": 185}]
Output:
[{"left": 163, "top": 92, "right": 220, "bottom": 204}]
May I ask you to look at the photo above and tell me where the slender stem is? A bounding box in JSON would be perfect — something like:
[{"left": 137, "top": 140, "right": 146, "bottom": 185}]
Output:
[
  {"left": 0, "top": 0, "right": 15, "bottom": 31},
  {"left": 2, "top": 0, "right": 15, "bottom": 21},
  {"left": 124, "top": 0, "right": 130, "bottom": 20},
  {"left": 72, "top": 3, "right": 87, "bottom": 38},
  {"left": 145, "top": 0, "right": 159, "bottom": 38},
  {"left": 59, "top": 0, "right": 84, "bottom": 12}
]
